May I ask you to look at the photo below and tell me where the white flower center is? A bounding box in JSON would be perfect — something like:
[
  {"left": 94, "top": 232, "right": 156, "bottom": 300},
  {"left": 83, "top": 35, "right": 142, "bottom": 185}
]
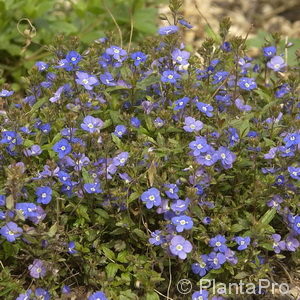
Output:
[
  {"left": 41, "top": 193, "right": 47, "bottom": 198},
  {"left": 221, "top": 153, "right": 226, "bottom": 159},
  {"left": 190, "top": 124, "right": 196, "bottom": 129},
  {"left": 205, "top": 154, "right": 212, "bottom": 160},
  {"left": 196, "top": 144, "right": 203, "bottom": 149},
  {"left": 176, "top": 244, "right": 183, "bottom": 251},
  {"left": 245, "top": 83, "right": 250, "bottom": 88},
  {"left": 168, "top": 75, "right": 174, "bottom": 79},
  {"left": 61, "top": 146, "right": 66, "bottom": 151},
  {"left": 149, "top": 195, "right": 155, "bottom": 201},
  {"left": 71, "top": 57, "right": 76, "bottom": 61},
  {"left": 88, "top": 123, "right": 94, "bottom": 128},
  {"left": 216, "top": 242, "right": 221, "bottom": 247},
  {"left": 82, "top": 79, "right": 89, "bottom": 84},
  {"left": 177, "top": 56, "right": 182, "bottom": 61},
  {"left": 180, "top": 220, "right": 186, "bottom": 225},
  {"left": 114, "top": 49, "right": 120, "bottom": 54}
]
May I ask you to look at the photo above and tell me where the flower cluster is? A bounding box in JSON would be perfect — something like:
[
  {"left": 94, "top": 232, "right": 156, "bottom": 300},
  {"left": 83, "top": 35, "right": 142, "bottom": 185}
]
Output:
[{"left": 0, "top": 6, "right": 299, "bottom": 299}]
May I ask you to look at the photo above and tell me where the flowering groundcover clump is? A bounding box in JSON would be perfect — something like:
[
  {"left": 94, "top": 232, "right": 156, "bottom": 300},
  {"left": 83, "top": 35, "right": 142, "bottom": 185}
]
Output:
[{"left": 0, "top": 2, "right": 299, "bottom": 299}]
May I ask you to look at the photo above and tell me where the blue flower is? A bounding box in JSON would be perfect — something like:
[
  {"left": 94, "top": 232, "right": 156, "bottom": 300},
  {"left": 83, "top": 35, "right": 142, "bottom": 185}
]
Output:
[
  {"left": 283, "top": 132, "right": 300, "bottom": 148},
  {"left": 113, "top": 152, "right": 129, "bottom": 166},
  {"left": 66, "top": 50, "right": 82, "bottom": 65},
  {"left": 16, "top": 203, "right": 38, "bottom": 219},
  {"left": 0, "top": 131, "right": 22, "bottom": 145},
  {"left": 234, "top": 236, "right": 251, "bottom": 250},
  {"left": 235, "top": 98, "right": 252, "bottom": 111},
  {"left": 263, "top": 46, "right": 276, "bottom": 58},
  {"left": 130, "top": 117, "right": 141, "bottom": 128},
  {"left": 114, "top": 125, "right": 127, "bottom": 138},
  {"left": 106, "top": 45, "right": 127, "bottom": 61},
  {"left": 161, "top": 70, "right": 181, "bottom": 84},
  {"left": 68, "top": 241, "right": 77, "bottom": 254},
  {"left": 53, "top": 139, "right": 72, "bottom": 158},
  {"left": 141, "top": 187, "right": 161, "bottom": 209},
  {"left": 196, "top": 147, "right": 218, "bottom": 166},
  {"left": 16, "top": 290, "right": 32, "bottom": 300},
  {"left": 88, "top": 291, "right": 108, "bottom": 300},
  {"left": 36, "top": 186, "right": 52, "bottom": 204},
  {"left": 267, "top": 56, "right": 286, "bottom": 72},
  {"left": 0, "top": 195, "right": 5, "bottom": 206},
  {"left": 196, "top": 102, "right": 214, "bottom": 117},
  {"left": 56, "top": 59, "right": 73, "bottom": 71},
  {"left": 0, "top": 222, "right": 23, "bottom": 242},
  {"left": 288, "top": 166, "right": 300, "bottom": 180},
  {"left": 149, "top": 230, "right": 164, "bottom": 245},
  {"left": 212, "top": 71, "right": 229, "bottom": 84},
  {"left": 0, "top": 89, "right": 14, "bottom": 97},
  {"left": 192, "top": 254, "right": 209, "bottom": 277},
  {"left": 131, "top": 51, "right": 147, "bottom": 66},
  {"left": 35, "top": 61, "right": 49, "bottom": 71},
  {"left": 238, "top": 77, "right": 257, "bottom": 90},
  {"left": 171, "top": 215, "right": 193, "bottom": 232},
  {"left": 207, "top": 252, "right": 226, "bottom": 269},
  {"left": 100, "top": 72, "right": 116, "bottom": 86},
  {"left": 158, "top": 25, "right": 179, "bottom": 35},
  {"left": 189, "top": 136, "right": 209, "bottom": 156},
  {"left": 178, "top": 19, "right": 193, "bottom": 29},
  {"left": 76, "top": 71, "right": 99, "bottom": 90},
  {"left": 192, "top": 290, "right": 209, "bottom": 300},
  {"left": 169, "top": 235, "right": 192, "bottom": 259},
  {"left": 35, "top": 288, "right": 50, "bottom": 300},
  {"left": 164, "top": 184, "right": 179, "bottom": 199},
  {"left": 292, "top": 216, "right": 300, "bottom": 235},
  {"left": 84, "top": 183, "right": 103, "bottom": 194},
  {"left": 216, "top": 146, "right": 236, "bottom": 169},
  {"left": 171, "top": 48, "right": 190, "bottom": 65},
  {"left": 183, "top": 116, "right": 203, "bottom": 132},
  {"left": 81, "top": 115, "right": 104, "bottom": 133},
  {"left": 209, "top": 235, "right": 228, "bottom": 252},
  {"left": 173, "top": 96, "right": 189, "bottom": 111}
]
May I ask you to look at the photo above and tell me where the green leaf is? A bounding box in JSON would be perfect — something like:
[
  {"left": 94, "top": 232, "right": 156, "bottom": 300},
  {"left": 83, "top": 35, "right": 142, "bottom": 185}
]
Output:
[
  {"left": 136, "top": 74, "right": 160, "bottom": 90},
  {"left": 259, "top": 208, "right": 277, "bottom": 225},
  {"left": 234, "top": 272, "right": 248, "bottom": 279},
  {"left": 128, "top": 192, "right": 140, "bottom": 204},
  {"left": 146, "top": 292, "right": 160, "bottom": 300},
  {"left": 102, "top": 246, "right": 116, "bottom": 260},
  {"left": 106, "top": 262, "right": 119, "bottom": 279},
  {"left": 48, "top": 222, "right": 58, "bottom": 237}
]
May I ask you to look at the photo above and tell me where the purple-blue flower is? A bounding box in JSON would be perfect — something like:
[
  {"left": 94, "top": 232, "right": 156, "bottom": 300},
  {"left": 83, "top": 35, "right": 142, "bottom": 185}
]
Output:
[
  {"left": 161, "top": 70, "right": 181, "bottom": 84},
  {"left": 192, "top": 254, "right": 209, "bottom": 277},
  {"left": 35, "top": 61, "right": 49, "bottom": 71},
  {"left": 292, "top": 216, "right": 300, "bottom": 234},
  {"left": 35, "top": 288, "right": 50, "bottom": 300},
  {"left": 207, "top": 252, "right": 226, "bottom": 269},
  {"left": 173, "top": 97, "right": 189, "bottom": 111},
  {"left": 263, "top": 46, "right": 276, "bottom": 58},
  {"left": 100, "top": 72, "right": 116, "bottom": 86},
  {"left": 216, "top": 146, "right": 236, "bottom": 169},
  {"left": 196, "top": 102, "right": 214, "bottom": 117},
  {"left": 209, "top": 235, "right": 228, "bottom": 252},
  {"left": 171, "top": 215, "right": 193, "bottom": 232},
  {"left": 212, "top": 71, "right": 229, "bottom": 84},
  {"left": 171, "top": 48, "right": 190, "bottom": 65},
  {"left": 0, "top": 89, "right": 14, "bottom": 97},
  {"left": 183, "top": 116, "right": 203, "bottom": 132},
  {"left": 36, "top": 186, "right": 52, "bottom": 204},
  {"left": 53, "top": 138, "right": 72, "bottom": 158},
  {"left": 196, "top": 147, "right": 218, "bottom": 166},
  {"left": 267, "top": 56, "right": 286, "bottom": 72},
  {"left": 106, "top": 45, "right": 127, "bottom": 61},
  {"left": 288, "top": 166, "right": 300, "bottom": 180},
  {"left": 113, "top": 152, "right": 129, "bottom": 166},
  {"left": 24, "top": 145, "right": 42, "bottom": 157},
  {"left": 192, "top": 290, "right": 209, "bottom": 300},
  {"left": 88, "top": 291, "right": 108, "bottom": 300},
  {"left": 189, "top": 136, "right": 209, "bottom": 156},
  {"left": 158, "top": 25, "right": 179, "bottom": 35},
  {"left": 284, "top": 133, "right": 300, "bottom": 148},
  {"left": 76, "top": 71, "right": 99, "bottom": 90},
  {"left": 81, "top": 115, "right": 104, "bottom": 133},
  {"left": 16, "top": 203, "right": 38, "bottom": 219},
  {"left": 131, "top": 51, "right": 147, "bottom": 66},
  {"left": 114, "top": 125, "right": 127, "bottom": 138},
  {"left": 178, "top": 19, "right": 193, "bottom": 29},
  {"left": 238, "top": 77, "right": 257, "bottom": 90},
  {"left": 0, "top": 221, "right": 23, "bottom": 242},
  {"left": 28, "top": 259, "right": 46, "bottom": 278},
  {"left": 169, "top": 235, "right": 192, "bottom": 259},
  {"left": 234, "top": 236, "right": 251, "bottom": 250},
  {"left": 165, "top": 184, "right": 179, "bottom": 200},
  {"left": 285, "top": 236, "right": 299, "bottom": 251},
  {"left": 68, "top": 241, "right": 77, "bottom": 254},
  {"left": 149, "top": 230, "right": 164, "bottom": 246},
  {"left": 84, "top": 182, "right": 102, "bottom": 194},
  {"left": 66, "top": 50, "right": 81, "bottom": 65},
  {"left": 141, "top": 187, "right": 161, "bottom": 209},
  {"left": 235, "top": 98, "right": 252, "bottom": 111}
]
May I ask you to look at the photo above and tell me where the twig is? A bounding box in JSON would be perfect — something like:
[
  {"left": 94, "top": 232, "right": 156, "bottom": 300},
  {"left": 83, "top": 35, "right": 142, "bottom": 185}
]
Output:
[
  {"left": 153, "top": 289, "right": 174, "bottom": 300},
  {"left": 167, "top": 258, "right": 172, "bottom": 300},
  {"left": 128, "top": 10, "right": 134, "bottom": 53},
  {"left": 102, "top": 0, "right": 123, "bottom": 47},
  {"left": 193, "top": 0, "right": 218, "bottom": 39}
]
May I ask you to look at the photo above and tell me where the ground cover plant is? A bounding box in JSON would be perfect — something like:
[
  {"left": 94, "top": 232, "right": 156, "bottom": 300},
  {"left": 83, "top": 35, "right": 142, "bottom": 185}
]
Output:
[{"left": 0, "top": 0, "right": 299, "bottom": 299}]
